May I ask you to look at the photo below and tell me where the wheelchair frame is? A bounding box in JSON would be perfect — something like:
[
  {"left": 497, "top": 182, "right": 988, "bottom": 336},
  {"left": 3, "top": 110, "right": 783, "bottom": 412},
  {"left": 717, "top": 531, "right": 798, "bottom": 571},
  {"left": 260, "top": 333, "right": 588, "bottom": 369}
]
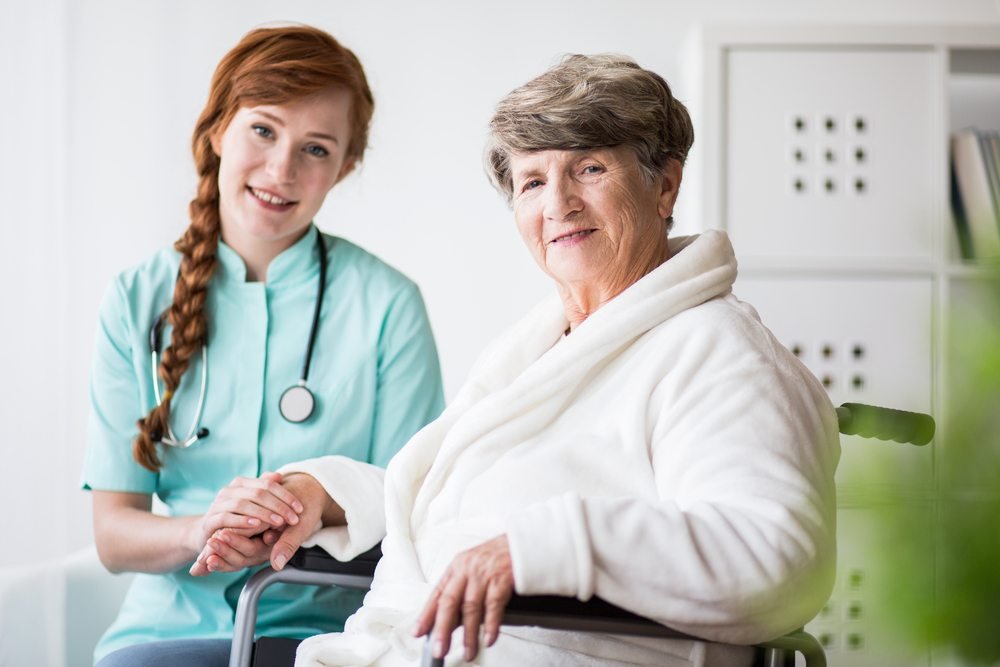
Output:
[{"left": 229, "top": 402, "right": 933, "bottom": 667}]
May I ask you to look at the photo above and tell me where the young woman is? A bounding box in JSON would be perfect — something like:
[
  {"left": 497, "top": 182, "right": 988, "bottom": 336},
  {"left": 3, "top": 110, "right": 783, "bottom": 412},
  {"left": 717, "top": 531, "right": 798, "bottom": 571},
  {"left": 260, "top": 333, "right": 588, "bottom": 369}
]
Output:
[{"left": 83, "top": 25, "right": 444, "bottom": 667}]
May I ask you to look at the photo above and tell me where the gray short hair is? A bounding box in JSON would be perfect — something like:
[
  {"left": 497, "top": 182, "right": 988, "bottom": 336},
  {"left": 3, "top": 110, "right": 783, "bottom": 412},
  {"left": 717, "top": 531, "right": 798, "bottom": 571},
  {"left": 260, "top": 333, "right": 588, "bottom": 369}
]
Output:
[{"left": 485, "top": 54, "right": 694, "bottom": 205}]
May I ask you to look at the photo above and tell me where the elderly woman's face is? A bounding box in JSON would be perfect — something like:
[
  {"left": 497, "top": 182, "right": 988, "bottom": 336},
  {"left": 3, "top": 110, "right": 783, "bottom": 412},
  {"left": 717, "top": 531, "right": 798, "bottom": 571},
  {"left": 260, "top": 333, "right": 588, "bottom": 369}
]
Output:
[{"left": 509, "top": 146, "right": 678, "bottom": 291}]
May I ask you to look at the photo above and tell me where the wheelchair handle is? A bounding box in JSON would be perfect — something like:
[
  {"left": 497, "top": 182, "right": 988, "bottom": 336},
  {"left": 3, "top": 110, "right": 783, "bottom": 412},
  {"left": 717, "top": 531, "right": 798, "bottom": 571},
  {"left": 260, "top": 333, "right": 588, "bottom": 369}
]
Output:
[{"left": 836, "top": 403, "right": 935, "bottom": 446}]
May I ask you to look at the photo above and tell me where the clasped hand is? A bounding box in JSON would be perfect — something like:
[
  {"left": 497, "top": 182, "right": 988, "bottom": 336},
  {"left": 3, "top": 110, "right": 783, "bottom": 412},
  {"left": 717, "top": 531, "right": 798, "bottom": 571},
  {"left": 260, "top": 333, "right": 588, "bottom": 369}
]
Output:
[{"left": 189, "top": 471, "right": 322, "bottom": 576}]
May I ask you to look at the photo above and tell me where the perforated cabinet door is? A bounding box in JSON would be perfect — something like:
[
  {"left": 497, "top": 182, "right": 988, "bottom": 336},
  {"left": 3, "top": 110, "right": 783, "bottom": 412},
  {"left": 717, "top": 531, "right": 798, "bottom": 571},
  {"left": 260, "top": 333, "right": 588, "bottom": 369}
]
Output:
[
  {"left": 725, "top": 49, "right": 938, "bottom": 263},
  {"left": 807, "top": 506, "right": 933, "bottom": 666},
  {"left": 733, "top": 276, "right": 934, "bottom": 502}
]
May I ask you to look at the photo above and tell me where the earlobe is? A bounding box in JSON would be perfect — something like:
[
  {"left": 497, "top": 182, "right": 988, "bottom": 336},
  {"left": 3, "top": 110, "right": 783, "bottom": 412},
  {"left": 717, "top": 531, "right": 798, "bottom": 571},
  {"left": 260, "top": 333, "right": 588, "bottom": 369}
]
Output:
[{"left": 657, "top": 161, "right": 683, "bottom": 220}]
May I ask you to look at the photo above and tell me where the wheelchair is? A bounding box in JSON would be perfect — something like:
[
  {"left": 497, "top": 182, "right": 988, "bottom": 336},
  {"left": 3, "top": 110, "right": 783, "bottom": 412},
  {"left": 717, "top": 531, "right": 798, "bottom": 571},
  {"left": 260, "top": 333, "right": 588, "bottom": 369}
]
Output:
[{"left": 229, "top": 403, "right": 935, "bottom": 667}]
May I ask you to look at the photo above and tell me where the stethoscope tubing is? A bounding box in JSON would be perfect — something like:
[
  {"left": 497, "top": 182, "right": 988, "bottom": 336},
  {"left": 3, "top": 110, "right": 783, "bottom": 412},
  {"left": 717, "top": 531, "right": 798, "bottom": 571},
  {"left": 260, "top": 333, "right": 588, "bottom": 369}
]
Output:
[
  {"left": 150, "top": 345, "right": 208, "bottom": 448},
  {"left": 300, "top": 233, "right": 327, "bottom": 384},
  {"left": 148, "top": 230, "right": 327, "bottom": 446}
]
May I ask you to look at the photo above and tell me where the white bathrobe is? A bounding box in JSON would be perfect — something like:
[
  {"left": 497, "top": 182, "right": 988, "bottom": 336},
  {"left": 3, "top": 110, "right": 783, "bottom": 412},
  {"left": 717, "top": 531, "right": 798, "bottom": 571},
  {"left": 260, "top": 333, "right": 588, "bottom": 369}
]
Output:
[{"left": 282, "top": 231, "right": 840, "bottom": 667}]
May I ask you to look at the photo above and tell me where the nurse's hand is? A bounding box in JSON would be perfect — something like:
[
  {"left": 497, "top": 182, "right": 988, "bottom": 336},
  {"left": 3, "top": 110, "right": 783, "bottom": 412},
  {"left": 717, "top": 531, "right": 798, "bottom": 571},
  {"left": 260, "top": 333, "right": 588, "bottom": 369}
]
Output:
[
  {"left": 187, "top": 471, "right": 305, "bottom": 557},
  {"left": 192, "top": 473, "right": 341, "bottom": 575},
  {"left": 189, "top": 527, "right": 280, "bottom": 576},
  {"left": 413, "top": 535, "right": 514, "bottom": 662}
]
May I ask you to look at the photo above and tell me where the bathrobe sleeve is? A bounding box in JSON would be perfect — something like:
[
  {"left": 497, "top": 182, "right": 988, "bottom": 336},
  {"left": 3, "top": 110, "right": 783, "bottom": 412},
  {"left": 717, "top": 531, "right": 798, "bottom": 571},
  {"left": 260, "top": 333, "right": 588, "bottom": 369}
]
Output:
[
  {"left": 505, "top": 300, "right": 840, "bottom": 644},
  {"left": 278, "top": 456, "right": 387, "bottom": 560}
]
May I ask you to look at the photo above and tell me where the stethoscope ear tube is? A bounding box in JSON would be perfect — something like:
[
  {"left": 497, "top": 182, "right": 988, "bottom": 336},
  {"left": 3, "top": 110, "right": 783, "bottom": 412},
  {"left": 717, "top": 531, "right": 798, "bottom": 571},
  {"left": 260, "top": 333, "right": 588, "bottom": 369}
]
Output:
[{"left": 149, "top": 342, "right": 209, "bottom": 448}]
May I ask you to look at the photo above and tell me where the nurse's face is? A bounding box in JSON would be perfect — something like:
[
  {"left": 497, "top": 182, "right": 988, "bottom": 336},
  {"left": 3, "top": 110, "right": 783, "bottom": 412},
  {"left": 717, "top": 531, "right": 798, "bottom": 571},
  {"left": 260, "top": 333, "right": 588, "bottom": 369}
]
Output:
[{"left": 212, "top": 87, "right": 355, "bottom": 254}]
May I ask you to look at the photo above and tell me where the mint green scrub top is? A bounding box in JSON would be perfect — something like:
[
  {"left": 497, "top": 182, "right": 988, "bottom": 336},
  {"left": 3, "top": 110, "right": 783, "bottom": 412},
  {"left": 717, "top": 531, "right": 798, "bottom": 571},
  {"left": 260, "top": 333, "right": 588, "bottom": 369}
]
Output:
[{"left": 82, "top": 226, "right": 444, "bottom": 662}]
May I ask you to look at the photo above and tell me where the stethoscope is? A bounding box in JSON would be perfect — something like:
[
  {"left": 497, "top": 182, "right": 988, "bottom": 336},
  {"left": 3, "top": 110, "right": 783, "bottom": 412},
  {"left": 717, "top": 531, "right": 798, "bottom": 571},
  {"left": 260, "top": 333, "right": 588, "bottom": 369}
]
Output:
[{"left": 148, "top": 232, "right": 328, "bottom": 448}]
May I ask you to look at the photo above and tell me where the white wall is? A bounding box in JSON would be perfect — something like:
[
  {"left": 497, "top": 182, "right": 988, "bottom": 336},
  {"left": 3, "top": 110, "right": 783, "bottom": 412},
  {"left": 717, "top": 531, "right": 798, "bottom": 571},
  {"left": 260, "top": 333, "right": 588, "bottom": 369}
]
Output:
[
  {"left": 0, "top": 0, "right": 72, "bottom": 566},
  {"left": 2, "top": 0, "right": 999, "bottom": 568}
]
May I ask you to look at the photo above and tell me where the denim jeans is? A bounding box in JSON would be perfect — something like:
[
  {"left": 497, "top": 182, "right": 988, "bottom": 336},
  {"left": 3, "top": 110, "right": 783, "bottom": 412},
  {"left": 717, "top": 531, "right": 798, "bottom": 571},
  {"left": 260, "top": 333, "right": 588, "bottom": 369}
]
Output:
[{"left": 94, "top": 638, "right": 231, "bottom": 667}]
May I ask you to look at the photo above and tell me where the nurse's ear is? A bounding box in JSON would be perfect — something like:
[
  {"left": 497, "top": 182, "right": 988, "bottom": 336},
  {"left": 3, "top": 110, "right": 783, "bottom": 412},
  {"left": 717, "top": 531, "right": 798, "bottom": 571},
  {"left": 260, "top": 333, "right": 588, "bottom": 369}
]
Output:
[
  {"left": 331, "top": 158, "right": 357, "bottom": 189},
  {"left": 210, "top": 130, "right": 222, "bottom": 158}
]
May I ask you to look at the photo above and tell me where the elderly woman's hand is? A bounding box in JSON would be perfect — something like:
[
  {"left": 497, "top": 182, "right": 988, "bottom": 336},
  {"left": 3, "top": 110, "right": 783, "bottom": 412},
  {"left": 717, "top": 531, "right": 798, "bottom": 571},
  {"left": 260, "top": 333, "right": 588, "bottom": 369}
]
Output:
[
  {"left": 414, "top": 534, "right": 514, "bottom": 662},
  {"left": 266, "top": 472, "right": 336, "bottom": 571}
]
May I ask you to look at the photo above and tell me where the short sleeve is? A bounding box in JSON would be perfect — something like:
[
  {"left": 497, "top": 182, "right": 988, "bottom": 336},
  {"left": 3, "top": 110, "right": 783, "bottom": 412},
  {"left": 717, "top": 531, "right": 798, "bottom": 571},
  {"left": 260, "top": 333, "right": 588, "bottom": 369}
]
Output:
[
  {"left": 368, "top": 283, "right": 444, "bottom": 467},
  {"left": 82, "top": 279, "right": 158, "bottom": 493}
]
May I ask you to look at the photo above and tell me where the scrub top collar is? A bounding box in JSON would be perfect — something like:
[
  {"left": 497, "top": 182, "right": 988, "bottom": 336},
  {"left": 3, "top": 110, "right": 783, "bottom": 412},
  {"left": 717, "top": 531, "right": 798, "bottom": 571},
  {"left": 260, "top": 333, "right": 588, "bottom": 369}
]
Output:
[{"left": 214, "top": 224, "right": 324, "bottom": 288}]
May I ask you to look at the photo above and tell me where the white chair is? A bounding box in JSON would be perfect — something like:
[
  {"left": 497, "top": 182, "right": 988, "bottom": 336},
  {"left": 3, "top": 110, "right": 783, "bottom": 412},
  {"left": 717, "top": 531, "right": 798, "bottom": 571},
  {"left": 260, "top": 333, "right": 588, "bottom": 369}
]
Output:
[{"left": 0, "top": 546, "right": 132, "bottom": 667}]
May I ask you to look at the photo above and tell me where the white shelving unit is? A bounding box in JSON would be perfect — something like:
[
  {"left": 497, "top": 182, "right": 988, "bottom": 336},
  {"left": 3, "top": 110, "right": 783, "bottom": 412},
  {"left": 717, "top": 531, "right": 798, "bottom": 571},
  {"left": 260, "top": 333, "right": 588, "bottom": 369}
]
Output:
[{"left": 687, "top": 24, "right": 1000, "bottom": 667}]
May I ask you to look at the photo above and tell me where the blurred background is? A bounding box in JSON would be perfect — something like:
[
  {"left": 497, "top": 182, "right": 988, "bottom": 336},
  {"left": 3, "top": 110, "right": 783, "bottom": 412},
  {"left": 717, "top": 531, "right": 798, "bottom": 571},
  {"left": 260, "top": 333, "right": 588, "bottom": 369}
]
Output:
[{"left": 1, "top": 1, "right": 999, "bottom": 665}]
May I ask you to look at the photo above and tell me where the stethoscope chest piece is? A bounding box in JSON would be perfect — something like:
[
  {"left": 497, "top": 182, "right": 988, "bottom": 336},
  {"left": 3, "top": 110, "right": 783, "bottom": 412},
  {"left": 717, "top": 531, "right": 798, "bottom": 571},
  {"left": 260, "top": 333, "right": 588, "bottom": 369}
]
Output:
[{"left": 280, "top": 383, "right": 316, "bottom": 423}]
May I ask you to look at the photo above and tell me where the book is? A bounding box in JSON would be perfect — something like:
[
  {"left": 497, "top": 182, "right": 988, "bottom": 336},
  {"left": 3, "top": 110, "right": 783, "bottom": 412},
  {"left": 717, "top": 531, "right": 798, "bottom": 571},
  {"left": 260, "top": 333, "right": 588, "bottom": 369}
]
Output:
[
  {"left": 951, "top": 160, "right": 974, "bottom": 260},
  {"left": 977, "top": 130, "right": 1000, "bottom": 222},
  {"left": 952, "top": 129, "right": 1000, "bottom": 260},
  {"left": 988, "top": 131, "right": 1000, "bottom": 207}
]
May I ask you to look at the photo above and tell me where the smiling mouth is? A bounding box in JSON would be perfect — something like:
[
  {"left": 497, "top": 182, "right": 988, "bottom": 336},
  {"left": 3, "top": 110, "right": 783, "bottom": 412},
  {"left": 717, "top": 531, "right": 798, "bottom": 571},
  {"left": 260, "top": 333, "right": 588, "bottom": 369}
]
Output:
[
  {"left": 549, "top": 229, "right": 596, "bottom": 245},
  {"left": 248, "top": 186, "right": 296, "bottom": 207}
]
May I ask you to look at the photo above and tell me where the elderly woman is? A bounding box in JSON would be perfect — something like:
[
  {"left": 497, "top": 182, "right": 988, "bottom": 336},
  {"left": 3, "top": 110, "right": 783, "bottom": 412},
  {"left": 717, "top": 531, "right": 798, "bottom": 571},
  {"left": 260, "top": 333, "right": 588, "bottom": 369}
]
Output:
[{"left": 208, "top": 54, "right": 839, "bottom": 666}]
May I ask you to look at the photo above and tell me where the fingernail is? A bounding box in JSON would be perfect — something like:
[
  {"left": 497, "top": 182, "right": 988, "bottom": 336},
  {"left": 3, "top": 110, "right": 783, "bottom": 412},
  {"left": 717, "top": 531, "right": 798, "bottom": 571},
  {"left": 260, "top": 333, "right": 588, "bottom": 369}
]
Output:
[
  {"left": 248, "top": 517, "right": 260, "bottom": 526},
  {"left": 273, "top": 553, "right": 287, "bottom": 570},
  {"left": 433, "top": 641, "right": 444, "bottom": 659},
  {"left": 292, "top": 501, "right": 304, "bottom": 513},
  {"left": 270, "top": 513, "right": 284, "bottom": 525},
  {"left": 485, "top": 630, "right": 496, "bottom": 646},
  {"left": 465, "top": 647, "right": 475, "bottom": 661},
  {"left": 287, "top": 514, "right": 299, "bottom": 525}
]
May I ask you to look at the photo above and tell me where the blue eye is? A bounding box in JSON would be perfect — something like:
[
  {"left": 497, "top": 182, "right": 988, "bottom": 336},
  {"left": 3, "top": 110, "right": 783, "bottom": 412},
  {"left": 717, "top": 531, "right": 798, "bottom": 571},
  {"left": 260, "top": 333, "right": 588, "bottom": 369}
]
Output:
[
  {"left": 523, "top": 179, "right": 543, "bottom": 191},
  {"left": 582, "top": 165, "right": 603, "bottom": 175},
  {"left": 306, "top": 144, "right": 329, "bottom": 158},
  {"left": 252, "top": 124, "right": 273, "bottom": 138}
]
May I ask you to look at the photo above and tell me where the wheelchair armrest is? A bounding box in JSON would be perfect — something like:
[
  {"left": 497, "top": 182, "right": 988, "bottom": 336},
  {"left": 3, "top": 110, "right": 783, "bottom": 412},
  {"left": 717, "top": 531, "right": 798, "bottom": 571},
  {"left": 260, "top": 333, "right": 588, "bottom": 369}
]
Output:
[
  {"left": 504, "top": 597, "right": 826, "bottom": 666},
  {"left": 229, "top": 545, "right": 381, "bottom": 667},
  {"left": 288, "top": 543, "right": 382, "bottom": 574},
  {"left": 421, "top": 595, "right": 827, "bottom": 667},
  {"left": 503, "top": 594, "right": 692, "bottom": 638}
]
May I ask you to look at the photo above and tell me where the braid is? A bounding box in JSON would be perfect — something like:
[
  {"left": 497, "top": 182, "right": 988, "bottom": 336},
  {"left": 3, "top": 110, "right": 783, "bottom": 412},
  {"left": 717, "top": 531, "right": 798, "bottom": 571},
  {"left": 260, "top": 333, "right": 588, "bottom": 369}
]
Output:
[{"left": 133, "top": 127, "right": 221, "bottom": 472}]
